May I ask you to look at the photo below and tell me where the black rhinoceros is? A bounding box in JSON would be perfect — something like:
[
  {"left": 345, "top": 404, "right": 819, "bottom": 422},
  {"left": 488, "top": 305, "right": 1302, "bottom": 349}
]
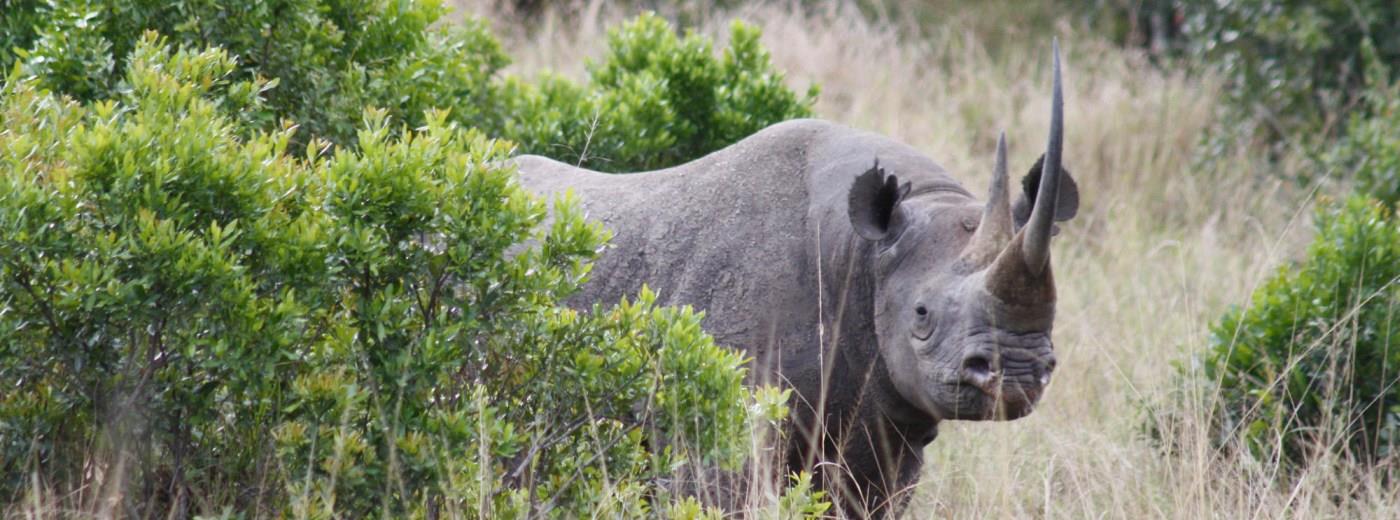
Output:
[{"left": 515, "top": 43, "right": 1077, "bottom": 518}]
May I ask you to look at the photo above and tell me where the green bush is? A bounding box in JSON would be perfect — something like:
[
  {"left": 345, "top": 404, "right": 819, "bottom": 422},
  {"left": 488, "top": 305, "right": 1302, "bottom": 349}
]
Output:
[
  {"left": 501, "top": 13, "right": 817, "bottom": 172},
  {"left": 1, "top": 2, "right": 814, "bottom": 172},
  {"left": 0, "top": 0, "right": 49, "bottom": 77},
  {"left": 1162, "top": 0, "right": 1400, "bottom": 146},
  {"left": 6, "top": 0, "right": 509, "bottom": 147},
  {"left": 0, "top": 2, "right": 827, "bottom": 514},
  {"left": 0, "top": 35, "right": 777, "bottom": 516},
  {"left": 1201, "top": 196, "right": 1400, "bottom": 466}
]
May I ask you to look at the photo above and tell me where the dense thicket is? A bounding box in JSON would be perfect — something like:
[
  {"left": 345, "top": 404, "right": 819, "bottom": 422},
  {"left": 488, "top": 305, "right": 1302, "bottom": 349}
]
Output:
[
  {"left": 0, "top": 35, "right": 766, "bottom": 516},
  {"left": 0, "top": 1, "right": 823, "bottom": 517}
]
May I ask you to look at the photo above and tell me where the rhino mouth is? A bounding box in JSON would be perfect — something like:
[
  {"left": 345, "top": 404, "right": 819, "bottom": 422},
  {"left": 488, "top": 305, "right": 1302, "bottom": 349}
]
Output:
[
  {"left": 941, "top": 329, "right": 1055, "bottom": 420},
  {"left": 950, "top": 353, "right": 1052, "bottom": 421},
  {"left": 949, "top": 375, "right": 1044, "bottom": 421}
]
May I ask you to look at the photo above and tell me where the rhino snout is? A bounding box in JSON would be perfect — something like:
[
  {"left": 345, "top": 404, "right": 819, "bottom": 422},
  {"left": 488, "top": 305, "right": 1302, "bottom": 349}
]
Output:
[{"left": 955, "top": 339, "right": 1056, "bottom": 418}]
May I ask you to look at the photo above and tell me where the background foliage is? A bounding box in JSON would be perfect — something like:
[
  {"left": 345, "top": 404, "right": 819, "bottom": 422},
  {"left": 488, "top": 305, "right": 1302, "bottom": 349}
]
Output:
[
  {"left": 0, "top": 0, "right": 812, "bottom": 172},
  {"left": 501, "top": 13, "right": 817, "bottom": 172},
  {"left": 1178, "top": 0, "right": 1400, "bottom": 147},
  {"left": 1099, "top": 0, "right": 1400, "bottom": 150},
  {"left": 1328, "top": 43, "right": 1400, "bottom": 209}
]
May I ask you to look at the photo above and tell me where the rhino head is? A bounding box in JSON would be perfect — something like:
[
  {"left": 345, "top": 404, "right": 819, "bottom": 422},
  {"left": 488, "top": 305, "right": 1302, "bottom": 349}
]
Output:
[{"left": 847, "top": 42, "right": 1075, "bottom": 423}]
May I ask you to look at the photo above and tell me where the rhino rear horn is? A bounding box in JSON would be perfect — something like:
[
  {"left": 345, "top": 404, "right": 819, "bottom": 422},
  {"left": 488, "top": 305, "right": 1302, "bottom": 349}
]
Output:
[{"left": 960, "top": 132, "right": 1014, "bottom": 268}]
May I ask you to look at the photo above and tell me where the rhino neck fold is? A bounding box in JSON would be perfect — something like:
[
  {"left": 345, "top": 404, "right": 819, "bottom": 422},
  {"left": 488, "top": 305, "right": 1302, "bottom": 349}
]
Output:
[{"left": 868, "top": 355, "right": 942, "bottom": 446}]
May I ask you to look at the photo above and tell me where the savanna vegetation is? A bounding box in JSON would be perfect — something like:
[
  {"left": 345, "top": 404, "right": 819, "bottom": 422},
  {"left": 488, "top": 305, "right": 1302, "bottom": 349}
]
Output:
[{"left": 2, "top": 0, "right": 1399, "bottom": 517}]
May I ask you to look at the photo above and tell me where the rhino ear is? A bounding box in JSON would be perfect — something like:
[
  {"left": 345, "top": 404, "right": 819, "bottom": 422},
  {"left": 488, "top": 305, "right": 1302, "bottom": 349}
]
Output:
[
  {"left": 1012, "top": 153, "right": 1079, "bottom": 233},
  {"left": 848, "top": 159, "right": 911, "bottom": 241}
]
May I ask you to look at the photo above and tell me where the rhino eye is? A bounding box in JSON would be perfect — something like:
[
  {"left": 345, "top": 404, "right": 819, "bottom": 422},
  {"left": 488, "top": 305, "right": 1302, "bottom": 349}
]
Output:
[{"left": 913, "top": 304, "right": 934, "bottom": 340}]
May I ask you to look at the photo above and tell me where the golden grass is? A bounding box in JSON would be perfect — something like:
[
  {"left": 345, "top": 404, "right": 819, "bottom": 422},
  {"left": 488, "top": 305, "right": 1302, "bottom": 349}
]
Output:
[{"left": 460, "top": 0, "right": 1400, "bottom": 517}]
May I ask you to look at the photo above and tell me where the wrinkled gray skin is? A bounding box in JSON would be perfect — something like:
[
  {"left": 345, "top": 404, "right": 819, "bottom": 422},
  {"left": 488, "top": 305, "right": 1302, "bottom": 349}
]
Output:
[{"left": 516, "top": 46, "right": 1076, "bottom": 519}]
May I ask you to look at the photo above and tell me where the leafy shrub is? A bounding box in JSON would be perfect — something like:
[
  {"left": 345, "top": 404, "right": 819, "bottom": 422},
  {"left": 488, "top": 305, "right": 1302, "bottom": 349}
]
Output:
[
  {"left": 0, "top": 0, "right": 46, "bottom": 72},
  {"left": 1201, "top": 196, "right": 1400, "bottom": 466},
  {"left": 1147, "top": 0, "right": 1400, "bottom": 146},
  {"left": 0, "top": 34, "right": 780, "bottom": 516},
  {"left": 501, "top": 13, "right": 817, "bottom": 172},
  {"left": 7, "top": 0, "right": 508, "bottom": 147},
  {"left": 2, "top": 2, "right": 815, "bottom": 172}
]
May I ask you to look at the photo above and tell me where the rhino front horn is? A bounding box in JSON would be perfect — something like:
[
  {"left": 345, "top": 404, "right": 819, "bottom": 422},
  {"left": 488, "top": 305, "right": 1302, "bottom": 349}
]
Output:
[{"left": 1021, "top": 38, "right": 1063, "bottom": 276}]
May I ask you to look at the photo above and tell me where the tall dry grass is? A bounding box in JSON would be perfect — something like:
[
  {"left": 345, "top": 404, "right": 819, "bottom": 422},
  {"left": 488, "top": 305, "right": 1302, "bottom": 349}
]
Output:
[{"left": 460, "top": 0, "right": 1400, "bottom": 517}]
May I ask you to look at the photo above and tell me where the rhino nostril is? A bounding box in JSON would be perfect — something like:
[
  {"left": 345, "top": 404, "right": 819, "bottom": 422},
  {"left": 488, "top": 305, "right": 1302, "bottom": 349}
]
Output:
[
  {"left": 963, "top": 354, "right": 992, "bottom": 377},
  {"left": 961, "top": 353, "right": 1000, "bottom": 394}
]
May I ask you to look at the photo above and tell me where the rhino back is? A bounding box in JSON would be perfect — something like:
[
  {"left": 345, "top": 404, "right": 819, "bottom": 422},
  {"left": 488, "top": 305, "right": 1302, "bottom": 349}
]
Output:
[
  {"left": 515, "top": 120, "right": 827, "bottom": 355},
  {"left": 513, "top": 119, "right": 969, "bottom": 364}
]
